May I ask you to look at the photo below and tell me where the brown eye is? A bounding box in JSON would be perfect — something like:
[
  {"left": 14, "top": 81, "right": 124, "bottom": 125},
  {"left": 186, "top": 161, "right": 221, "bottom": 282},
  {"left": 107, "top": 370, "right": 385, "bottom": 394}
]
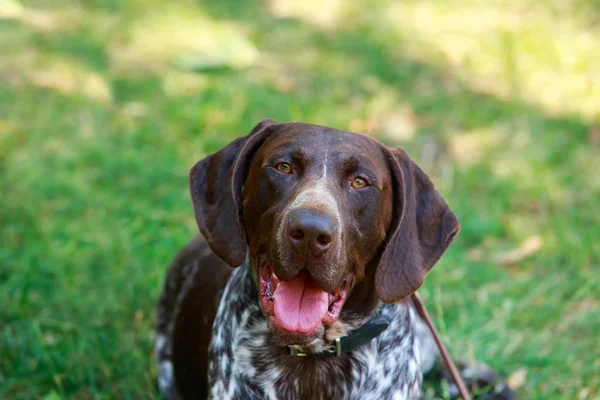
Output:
[
  {"left": 351, "top": 177, "right": 368, "bottom": 189},
  {"left": 276, "top": 162, "right": 292, "bottom": 174}
]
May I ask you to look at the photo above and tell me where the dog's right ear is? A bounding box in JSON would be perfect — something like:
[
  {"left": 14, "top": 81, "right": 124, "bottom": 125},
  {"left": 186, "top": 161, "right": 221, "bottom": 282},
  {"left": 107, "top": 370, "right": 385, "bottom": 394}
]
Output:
[{"left": 189, "top": 119, "right": 276, "bottom": 267}]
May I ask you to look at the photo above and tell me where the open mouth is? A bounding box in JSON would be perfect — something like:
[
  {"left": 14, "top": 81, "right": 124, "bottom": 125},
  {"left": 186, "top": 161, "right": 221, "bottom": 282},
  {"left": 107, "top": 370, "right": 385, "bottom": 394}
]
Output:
[{"left": 258, "top": 260, "right": 351, "bottom": 335}]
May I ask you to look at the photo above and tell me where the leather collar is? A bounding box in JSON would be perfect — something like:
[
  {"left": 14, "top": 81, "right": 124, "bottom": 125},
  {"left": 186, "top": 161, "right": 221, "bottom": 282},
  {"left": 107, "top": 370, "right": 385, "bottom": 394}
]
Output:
[{"left": 288, "top": 317, "right": 389, "bottom": 357}]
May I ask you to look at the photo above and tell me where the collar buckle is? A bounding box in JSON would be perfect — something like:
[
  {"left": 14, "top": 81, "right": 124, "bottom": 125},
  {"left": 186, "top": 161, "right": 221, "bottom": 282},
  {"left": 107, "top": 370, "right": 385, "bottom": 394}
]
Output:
[
  {"left": 332, "top": 337, "right": 341, "bottom": 357},
  {"left": 288, "top": 344, "right": 307, "bottom": 357}
]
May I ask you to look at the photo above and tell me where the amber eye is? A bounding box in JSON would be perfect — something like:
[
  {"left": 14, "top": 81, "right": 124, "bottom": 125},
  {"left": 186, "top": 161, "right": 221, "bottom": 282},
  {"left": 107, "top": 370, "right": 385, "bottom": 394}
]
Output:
[
  {"left": 351, "top": 177, "right": 368, "bottom": 189},
  {"left": 276, "top": 162, "right": 293, "bottom": 174}
]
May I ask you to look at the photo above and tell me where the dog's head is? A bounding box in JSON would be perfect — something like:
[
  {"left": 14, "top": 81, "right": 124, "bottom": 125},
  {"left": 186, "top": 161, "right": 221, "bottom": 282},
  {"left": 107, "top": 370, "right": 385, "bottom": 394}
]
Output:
[{"left": 190, "top": 120, "right": 459, "bottom": 345}]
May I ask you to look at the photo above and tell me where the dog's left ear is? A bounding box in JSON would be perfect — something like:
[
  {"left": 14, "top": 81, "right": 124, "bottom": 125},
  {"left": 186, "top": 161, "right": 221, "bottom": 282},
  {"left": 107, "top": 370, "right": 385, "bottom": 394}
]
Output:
[
  {"left": 189, "top": 119, "right": 276, "bottom": 267},
  {"left": 376, "top": 147, "right": 460, "bottom": 303}
]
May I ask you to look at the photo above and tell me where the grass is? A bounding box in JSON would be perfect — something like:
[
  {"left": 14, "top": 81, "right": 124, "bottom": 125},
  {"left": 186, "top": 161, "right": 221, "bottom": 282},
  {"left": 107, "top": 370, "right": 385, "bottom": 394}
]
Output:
[{"left": 1, "top": 0, "right": 599, "bottom": 398}]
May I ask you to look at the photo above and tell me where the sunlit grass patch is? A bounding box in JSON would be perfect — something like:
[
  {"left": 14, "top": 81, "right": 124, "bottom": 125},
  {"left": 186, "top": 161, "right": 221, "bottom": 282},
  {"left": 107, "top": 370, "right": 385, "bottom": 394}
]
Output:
[
  {"left": 26, "top": 57, "right": 112, "bottom": 103},
  {"left": 1, "top": 0, "right": 599, "bottom": 399},
  {"left": 385, "top": 1, "right": 600, "bottom": 120},
  {"left": 267, "top": 0, "right": 344, "bottom": 29},
  {"left": 108, "top": 4, "right": 258, "bottom": 75}
]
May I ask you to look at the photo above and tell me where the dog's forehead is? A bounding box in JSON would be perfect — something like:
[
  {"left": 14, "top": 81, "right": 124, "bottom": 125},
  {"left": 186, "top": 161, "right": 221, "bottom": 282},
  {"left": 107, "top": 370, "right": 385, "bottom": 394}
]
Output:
[{"left": 260, "top": 123, "right": 387, "bottom": 167}]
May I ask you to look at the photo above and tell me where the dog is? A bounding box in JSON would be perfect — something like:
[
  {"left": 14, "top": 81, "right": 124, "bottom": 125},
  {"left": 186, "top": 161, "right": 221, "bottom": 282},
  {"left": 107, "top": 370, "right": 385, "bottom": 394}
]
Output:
[{"left": 155, "top": 120, "right": 513, "bottom": 399}]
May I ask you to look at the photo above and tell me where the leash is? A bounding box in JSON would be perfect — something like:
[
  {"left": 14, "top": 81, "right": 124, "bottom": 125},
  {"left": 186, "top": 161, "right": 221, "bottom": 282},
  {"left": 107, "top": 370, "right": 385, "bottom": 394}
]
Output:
[
  {"left": 288, "top": 294, "right": 472, "bottom": 400},
  {"left": 411, "top": 293, "right": 472, "bottom": 400}
]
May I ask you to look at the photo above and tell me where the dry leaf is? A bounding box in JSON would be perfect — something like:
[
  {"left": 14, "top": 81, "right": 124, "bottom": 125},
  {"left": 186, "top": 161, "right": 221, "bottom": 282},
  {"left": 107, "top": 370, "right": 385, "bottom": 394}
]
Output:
[
  {"left": 520, "top": 235, "right": 543, "bottom": 255},
  {"left": 507, "top": 367, "right": 527, "bottom": 389},
  {"left": 380, "top": 107, "right": 419, "bottom": 142},
  {"left": 494, "top": 235, "right": 543, "bottom": 265},
  {"left": 578, "top": 387, "right": 590, "bottom": 400},
  {"left": 467, "top": 247, "right": 484, "bottom": 261}
]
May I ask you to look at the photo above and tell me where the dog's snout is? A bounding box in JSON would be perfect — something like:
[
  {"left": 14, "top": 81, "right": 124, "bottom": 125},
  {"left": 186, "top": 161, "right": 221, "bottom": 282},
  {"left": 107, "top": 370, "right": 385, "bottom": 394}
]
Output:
[{"left": 287, "top": 210, "right": 336, "bottom": 256}]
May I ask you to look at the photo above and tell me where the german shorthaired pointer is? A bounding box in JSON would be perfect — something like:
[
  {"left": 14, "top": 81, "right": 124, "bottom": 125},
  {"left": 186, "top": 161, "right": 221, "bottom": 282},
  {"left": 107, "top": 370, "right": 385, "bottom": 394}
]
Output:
[{"left": 156, "top": 120, "right": 513, "bottom": 399}]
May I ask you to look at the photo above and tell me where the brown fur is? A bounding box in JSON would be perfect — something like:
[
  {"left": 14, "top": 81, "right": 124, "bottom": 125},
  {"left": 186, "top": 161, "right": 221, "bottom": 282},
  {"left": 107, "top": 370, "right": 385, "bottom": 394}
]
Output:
[{"left": 159, "top": 120, "right": 460, "bottom": 399}]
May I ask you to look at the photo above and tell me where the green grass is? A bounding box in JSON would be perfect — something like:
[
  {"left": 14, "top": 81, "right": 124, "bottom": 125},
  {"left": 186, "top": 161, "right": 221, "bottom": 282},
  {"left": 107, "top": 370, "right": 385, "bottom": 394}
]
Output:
[{"left": 1, "top": 0, "right": 599, "bottom": 398}]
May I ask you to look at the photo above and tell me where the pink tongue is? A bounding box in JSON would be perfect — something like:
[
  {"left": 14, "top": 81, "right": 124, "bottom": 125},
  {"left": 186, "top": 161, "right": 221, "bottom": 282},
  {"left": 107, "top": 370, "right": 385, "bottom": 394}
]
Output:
[{"left": 273, "top": 271, "right": 329, "bottom": 333}]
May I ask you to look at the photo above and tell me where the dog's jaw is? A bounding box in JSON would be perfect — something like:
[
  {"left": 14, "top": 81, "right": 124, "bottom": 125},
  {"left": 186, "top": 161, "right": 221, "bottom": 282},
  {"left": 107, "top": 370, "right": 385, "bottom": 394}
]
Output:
[{"left": 256, "top": 257, "right": 352, "bottom": 345}]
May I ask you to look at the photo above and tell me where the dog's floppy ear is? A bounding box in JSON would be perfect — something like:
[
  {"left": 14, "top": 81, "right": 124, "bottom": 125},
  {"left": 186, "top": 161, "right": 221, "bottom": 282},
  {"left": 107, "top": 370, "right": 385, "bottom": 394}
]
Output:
[
  {"left": 376, "top": 147, "right": 460, "bottom": 303},
  {"left": 189, "top": 119, "right": 276, "bottom": 267}
]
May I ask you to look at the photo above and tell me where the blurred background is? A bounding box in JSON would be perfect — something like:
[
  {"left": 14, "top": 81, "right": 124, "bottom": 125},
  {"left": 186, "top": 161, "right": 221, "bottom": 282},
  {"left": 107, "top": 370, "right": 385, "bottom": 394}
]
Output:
[{"left": 1, "top": 0, "right": 598, "bottom": 398}]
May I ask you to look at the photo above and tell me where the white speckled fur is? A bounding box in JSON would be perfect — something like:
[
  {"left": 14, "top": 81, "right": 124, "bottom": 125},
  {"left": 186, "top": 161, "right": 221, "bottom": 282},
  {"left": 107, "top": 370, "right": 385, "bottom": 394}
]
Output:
[
  {"left": 204, "top": 263, "right": 426, "bottom": 400},
  {"left": 153, "top": 246, "right": 450, "bottom": 400}
]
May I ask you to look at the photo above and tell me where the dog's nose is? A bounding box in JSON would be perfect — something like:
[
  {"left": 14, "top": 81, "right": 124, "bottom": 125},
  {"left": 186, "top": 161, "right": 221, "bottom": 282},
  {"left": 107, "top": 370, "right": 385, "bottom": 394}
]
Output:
[{"left": 287, "top": 210, "right": 336, "bottom": 256}]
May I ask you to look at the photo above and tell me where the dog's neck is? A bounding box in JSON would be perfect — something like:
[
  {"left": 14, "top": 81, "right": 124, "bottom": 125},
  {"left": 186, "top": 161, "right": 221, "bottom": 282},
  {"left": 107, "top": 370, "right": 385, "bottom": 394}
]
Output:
[{"left": 208, "top": 262, "right": 423, "bottom": 400}]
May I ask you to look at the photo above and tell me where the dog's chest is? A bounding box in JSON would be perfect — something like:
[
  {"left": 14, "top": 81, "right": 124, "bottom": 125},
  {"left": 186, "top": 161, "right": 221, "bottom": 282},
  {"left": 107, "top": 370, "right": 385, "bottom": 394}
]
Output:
[{"left": 208, "top": 266, "right": 422, "bottom": 400}]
